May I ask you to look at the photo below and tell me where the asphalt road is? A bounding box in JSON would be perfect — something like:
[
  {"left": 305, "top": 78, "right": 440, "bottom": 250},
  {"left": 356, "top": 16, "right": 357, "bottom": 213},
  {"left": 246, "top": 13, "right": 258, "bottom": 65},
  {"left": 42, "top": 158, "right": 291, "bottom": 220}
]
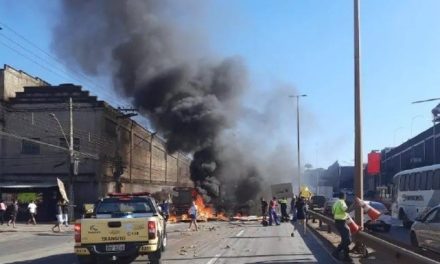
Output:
[{"left": 0, "top": 221, "right": 337, "bottom": 264}]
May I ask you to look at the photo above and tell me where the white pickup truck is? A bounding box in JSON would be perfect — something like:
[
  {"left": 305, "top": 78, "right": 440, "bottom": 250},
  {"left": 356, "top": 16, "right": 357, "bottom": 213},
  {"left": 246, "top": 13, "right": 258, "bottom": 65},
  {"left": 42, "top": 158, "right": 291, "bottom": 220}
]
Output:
[{"left": 74, "top": 193, "right": 167, "bottom": 264}]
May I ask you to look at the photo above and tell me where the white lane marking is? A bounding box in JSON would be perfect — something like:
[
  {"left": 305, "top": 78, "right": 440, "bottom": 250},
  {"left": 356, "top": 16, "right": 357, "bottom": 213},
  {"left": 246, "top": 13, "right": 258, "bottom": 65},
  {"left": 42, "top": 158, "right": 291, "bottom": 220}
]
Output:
[
  {"left": 206, "top": 253, "right": 221, "bottom": 264},
  {"left": 236, "top": 229, "right": 245, "bottom": 237}
]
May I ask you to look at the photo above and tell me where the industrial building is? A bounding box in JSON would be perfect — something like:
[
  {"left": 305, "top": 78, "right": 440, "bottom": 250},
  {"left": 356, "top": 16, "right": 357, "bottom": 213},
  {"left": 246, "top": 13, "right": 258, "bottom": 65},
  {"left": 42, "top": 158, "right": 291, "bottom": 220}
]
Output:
[{"left": 0, "top": 65, "right": 192, "bottom": 220}]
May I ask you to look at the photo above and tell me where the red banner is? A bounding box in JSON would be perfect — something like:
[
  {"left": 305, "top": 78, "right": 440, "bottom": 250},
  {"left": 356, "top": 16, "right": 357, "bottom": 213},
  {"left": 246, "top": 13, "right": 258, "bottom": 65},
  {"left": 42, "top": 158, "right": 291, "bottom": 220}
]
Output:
[{"left": 367, "top": 152, "right": 381, "bottom": 175}]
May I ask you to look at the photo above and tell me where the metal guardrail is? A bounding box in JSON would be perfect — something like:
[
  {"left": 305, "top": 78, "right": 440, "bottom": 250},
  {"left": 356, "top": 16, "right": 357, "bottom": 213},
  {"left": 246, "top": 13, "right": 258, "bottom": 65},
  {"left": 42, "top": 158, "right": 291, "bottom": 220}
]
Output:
[{"left": 308, "top": 210, "right": 440, "bottom": 264}]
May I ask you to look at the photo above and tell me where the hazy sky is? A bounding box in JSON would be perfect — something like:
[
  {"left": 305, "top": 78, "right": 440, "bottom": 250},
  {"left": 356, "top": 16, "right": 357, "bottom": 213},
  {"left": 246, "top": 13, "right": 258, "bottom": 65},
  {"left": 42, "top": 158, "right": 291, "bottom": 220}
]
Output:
[{"left": 1, "top": 0, "right": 439, "bottom": 169}]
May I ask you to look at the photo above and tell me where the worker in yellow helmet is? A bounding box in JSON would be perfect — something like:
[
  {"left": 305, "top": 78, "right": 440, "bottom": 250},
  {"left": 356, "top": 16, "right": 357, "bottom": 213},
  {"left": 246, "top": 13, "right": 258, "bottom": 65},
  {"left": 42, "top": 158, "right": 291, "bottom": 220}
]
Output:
[{"left": 331, "top": 192, "right": 352, "bottom": 261}]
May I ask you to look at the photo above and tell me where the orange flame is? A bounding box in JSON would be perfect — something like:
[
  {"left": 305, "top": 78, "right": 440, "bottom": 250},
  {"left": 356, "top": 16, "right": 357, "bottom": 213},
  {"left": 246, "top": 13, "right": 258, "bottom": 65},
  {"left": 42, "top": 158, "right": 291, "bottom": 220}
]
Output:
[
  {"left": 166, "top": 189, "right": 231, "bottom": 222},
  {"left": 168, "top": 215, "right": 177, "bottom": 223},
  {"left": 194, "top": 193, "right": 215, "bottom": 219},
  {"left": 217, "top": 212, "right": 229, "bottom": 221}
]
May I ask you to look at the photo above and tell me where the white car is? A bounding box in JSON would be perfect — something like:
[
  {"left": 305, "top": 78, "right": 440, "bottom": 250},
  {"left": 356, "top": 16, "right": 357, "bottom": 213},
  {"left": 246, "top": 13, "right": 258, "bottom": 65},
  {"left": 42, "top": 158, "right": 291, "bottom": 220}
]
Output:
[
  {"left": 410, "top": 205, "right": 440, "bottom": 254},
  {"left": 351, "top": 201, "right": 392, "bottom": 232}
]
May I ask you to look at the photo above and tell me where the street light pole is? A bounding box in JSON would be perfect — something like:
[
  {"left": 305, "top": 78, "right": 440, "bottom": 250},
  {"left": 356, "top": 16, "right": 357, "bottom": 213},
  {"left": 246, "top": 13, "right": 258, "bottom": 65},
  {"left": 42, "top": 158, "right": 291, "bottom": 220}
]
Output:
[
  {"left": 393, "top": 126, "right": 405, "bottom": 147},
  {"left": 354, "top": 0, "right": 364, "bottom": 228},
  {"left": 410, "top": 115, "right": 423, "bottom": 137},
  {"left": 68, "top": 97, "right": 75, "bottom": 222},
  {"left": 289, "top": 94, "right": 307, "bottom": 194}
]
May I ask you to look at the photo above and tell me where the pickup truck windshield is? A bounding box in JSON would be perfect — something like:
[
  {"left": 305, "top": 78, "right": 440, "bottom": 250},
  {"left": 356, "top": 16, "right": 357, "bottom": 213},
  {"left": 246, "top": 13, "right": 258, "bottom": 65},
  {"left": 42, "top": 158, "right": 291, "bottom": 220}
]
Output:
[{"left": 96, "top": 199, "right": 154, "bottom": 214}]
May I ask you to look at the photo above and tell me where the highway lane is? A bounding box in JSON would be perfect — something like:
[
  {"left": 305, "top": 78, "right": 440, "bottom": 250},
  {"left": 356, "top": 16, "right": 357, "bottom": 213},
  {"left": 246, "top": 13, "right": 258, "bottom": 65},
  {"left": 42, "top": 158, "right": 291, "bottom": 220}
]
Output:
[
  {"left": 139, "top": 221, "right": 337, "bottom": 264},
  {"left": 1, "top": 221, "right": 337, "bottom": 264}
]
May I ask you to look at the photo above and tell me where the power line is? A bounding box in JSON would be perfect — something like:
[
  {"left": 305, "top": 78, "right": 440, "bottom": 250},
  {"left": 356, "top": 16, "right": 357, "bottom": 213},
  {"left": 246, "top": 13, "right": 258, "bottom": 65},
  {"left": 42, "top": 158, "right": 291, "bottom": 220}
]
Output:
[
  {"left": 0, "top": 21, "right": 101, "bottom": 85},
  {"left": 0, "top": 39, "right": 73, "bottom": 82},
  {"left": 0, "top": 130, "right": 98, "bottom": 160},
  {"left": 4, "top": 109, "right": 116, "bottom": 150},
  {"left": 0, "top": 21, "right": 133, "bottom": 109}
]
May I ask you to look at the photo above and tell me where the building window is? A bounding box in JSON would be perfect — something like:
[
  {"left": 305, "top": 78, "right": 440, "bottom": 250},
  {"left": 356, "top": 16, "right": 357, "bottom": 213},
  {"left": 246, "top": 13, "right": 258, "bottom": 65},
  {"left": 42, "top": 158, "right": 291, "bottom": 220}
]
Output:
[
  {"left": 21, "top": 138, "right": 40, "bottom": 154},
  {"left": 427, "top": 171, "right": 433, "bottom": 190},
  {"left": 433, "top": 170, "right": 440, "bottom": 190},
  {"left": 405, "top": 174, "right": 410, "bottom": 191},
  {"left": 415, "top": 173, "right": 421, "bottom": 190},
  {"left": 59, "top": 138, "right": 80, "bottom": 151},
  {"left": 400, "top": 175, "right": 405, "bottom": 191},
  {"left": 420, "top": 172, "right": 427, "bottom": 190}
]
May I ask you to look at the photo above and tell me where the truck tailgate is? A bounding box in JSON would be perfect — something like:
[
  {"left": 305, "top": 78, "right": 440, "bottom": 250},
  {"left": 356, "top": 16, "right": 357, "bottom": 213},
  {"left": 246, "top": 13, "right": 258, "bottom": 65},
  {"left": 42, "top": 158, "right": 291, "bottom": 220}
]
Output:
[{"left": 80, "top": 218, "right": 149, "bottom": 244}]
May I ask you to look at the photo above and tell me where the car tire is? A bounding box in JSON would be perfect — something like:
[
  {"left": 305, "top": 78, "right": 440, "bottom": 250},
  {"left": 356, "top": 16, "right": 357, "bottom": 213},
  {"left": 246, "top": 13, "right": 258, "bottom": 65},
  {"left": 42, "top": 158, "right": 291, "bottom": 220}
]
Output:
[
  {"left": 149, "top": 232, "right": 163, "bottom": 263},
  {"left": 161, "top": 232, "right": 167, "bottom": 252},
  {"left": 399, "top": 209, "right": 413, "bottom": 229},
  {"left": 383, "top": 224, "right": 391, "bottom": 232},
  {"left": 403, "top": 220, "right": 413, "bottom": 229},
  {"left": 148, "top": 250, "right": 162, "bottom": 264},
  {"left": 410, "top": 232, "right": 419, "bottom": 248}
]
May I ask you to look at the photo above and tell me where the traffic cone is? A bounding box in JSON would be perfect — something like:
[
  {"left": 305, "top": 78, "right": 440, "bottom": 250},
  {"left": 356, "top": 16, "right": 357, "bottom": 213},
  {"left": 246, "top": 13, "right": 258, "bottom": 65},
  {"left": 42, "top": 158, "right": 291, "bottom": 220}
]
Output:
[
  {"left": 356, "top": 197, "right": 381, "bottom": 221},
  {"left": 346, "top": 217, "right": 360, "bottom": 234},
  {"left": 364, "top": 203, "right": 381, "bottom": 221},
  {"left": 355, "top": 197, "right": 364, "bottom": 207}
]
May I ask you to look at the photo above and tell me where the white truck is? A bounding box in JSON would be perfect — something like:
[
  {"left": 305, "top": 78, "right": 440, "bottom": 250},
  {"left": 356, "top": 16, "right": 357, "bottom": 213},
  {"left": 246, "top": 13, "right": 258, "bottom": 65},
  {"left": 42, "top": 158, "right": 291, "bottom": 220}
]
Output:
[
  {"left": 316, "top": 186, "right": 333, "bottom": 200},
  {"left": 271, "top": 183, "right": 293, "bottom": 199}
]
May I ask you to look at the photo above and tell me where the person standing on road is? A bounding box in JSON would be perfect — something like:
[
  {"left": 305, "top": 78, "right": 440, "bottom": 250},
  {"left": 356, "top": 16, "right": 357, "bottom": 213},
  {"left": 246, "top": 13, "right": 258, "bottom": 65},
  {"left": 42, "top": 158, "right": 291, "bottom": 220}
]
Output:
[
  {"left": 62, "top": 201, "right": 69, "bottom": 227},
  {"left": 27, "top": 201, "right": 37, "bottom": 225},
  {"left": 279, "top": 197, "right": 289, "bottom": 222},
  {"left": 291, "top": 196, "right": 307, "bottom": 236},
  {"left": 0, "top": 200, "right": 6, "bottom": 225},
  {"left": 52, "top": 199, "right": 64, "bottom": 232},
  {"left": 160, "top": 200, "right": 170, "bottom": 222},
  {"left": 260, "top": 197, "right": 268, "bottom": 221},
  {"left": 331, "top": 192, "right": 352, "bottom": 262},
  {"left": 290, "top": 195, "right": 297, "bottom": 221},
  {"left": 188, "top": 200, "right": 199, "bottom": 231},
  {"left": 7, "top": 200, "right": 18, "bottom": 228},
  {"left": 268, "top": 197, "right": 280, "bottom": 226}
]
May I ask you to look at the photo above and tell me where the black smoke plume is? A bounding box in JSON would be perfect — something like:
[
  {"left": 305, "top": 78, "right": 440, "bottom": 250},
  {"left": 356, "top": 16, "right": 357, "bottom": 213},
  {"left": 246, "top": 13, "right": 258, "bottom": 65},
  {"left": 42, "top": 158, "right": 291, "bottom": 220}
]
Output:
[{"left": 52, "top": 0, "right": 260, "bottom": 209}]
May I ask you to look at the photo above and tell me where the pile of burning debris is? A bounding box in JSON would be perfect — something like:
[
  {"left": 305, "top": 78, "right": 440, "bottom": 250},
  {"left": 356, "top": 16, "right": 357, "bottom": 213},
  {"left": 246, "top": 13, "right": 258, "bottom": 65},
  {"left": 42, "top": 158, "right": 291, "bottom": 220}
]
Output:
[{"left": 166, "top": 188, "right": 261, "bottom": 223}]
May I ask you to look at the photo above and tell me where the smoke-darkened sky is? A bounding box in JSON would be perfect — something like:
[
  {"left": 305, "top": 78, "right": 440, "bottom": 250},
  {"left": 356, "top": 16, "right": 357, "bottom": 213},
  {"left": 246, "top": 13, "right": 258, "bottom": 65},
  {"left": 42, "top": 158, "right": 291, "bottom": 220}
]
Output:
[
  {"left": 48, "top": 0, "right": 309, "bottom": 204},
  {"left": 1, "top": 0, "right": 439, "bottom": 171}
]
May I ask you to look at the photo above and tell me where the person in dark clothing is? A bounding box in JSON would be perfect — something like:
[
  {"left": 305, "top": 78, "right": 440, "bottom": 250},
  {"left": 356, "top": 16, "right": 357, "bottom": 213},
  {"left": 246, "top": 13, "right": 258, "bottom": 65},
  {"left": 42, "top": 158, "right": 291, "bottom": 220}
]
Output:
[
  {"left": 7, "top": 200, "right": 18, "bottom": 228},
  {"left": 290, "top": 195, "right": 297, "bottom": 221},
  {"left": 160, "top": 200, "right": 170, "bottom": 222},
  {"left": 291, "top": 197, "right": 307, "bottom": 236},
  {"left": 260, "top": 197, "right": 268, "bottom": 220},
  {"left": 279, "top": 197, "right": 289, "bottom": 222}
]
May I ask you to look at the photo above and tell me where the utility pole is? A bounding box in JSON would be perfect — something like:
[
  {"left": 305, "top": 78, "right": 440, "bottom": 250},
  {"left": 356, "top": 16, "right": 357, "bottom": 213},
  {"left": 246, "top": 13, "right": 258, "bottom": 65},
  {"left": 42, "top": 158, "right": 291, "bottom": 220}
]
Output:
[
  {"left": 289, "top": 94, "right": 307, "bottom": 195},
  {"left": 149, "top": 132, "right": 157, "bottom": 183},
  {"left": 68, "top": 97, "right": 75, "bottom": 222},
  {"left": 114, "top": 109, "right": 137, "bottom": 192},
  {"left": 113, "top": 123, "right": 124, "bottom": 193},
  {"left": 354, "top": 0, "right": 364, "bottom": 228},
  {"left": 297, "top": 96, "right": 301, "bottom": 194}
]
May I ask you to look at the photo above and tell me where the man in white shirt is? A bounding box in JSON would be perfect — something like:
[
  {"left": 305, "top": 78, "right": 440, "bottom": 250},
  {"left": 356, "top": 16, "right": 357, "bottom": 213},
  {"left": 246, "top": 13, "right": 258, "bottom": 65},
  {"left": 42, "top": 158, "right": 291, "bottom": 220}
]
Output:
[{"left": 27, "top": 201, "right": 37, "bottom": 225}]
